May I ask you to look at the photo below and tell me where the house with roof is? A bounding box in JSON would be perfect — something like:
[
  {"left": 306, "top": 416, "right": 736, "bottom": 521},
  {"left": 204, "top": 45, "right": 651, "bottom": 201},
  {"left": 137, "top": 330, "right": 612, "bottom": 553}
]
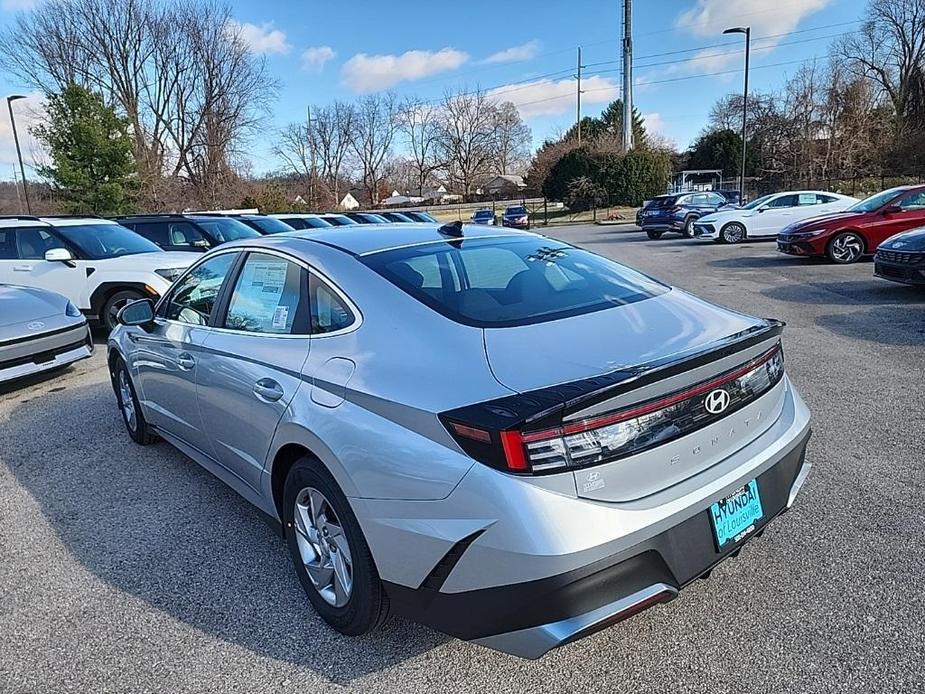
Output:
[{"left": 484, "top": 174, "right": 527, "bottom": 197}]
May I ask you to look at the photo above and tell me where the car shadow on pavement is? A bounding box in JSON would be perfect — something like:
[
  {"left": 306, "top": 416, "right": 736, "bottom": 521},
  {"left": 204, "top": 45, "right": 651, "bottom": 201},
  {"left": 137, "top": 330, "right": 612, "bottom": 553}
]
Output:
[
  {"left": 2, "top": 381, "right": 447, "bottom": 683},
  {"left": 761, "top": 280, "right": 925, "bottom": 306},
  {"left": 707, "top": 254, "right": 825, "bottom": 270},
  {"left": 815, "top": 305, "right": 925, "bottom": 347}
]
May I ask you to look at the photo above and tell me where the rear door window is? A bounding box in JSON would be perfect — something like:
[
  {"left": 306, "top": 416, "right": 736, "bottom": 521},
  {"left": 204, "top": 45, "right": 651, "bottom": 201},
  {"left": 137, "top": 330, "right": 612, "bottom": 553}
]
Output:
[
  {"left": 224, "top": 253, "right": 309, "bottom": 335},
  {"left": 310, "top": 273, "right": 357, "bottom": 334}
]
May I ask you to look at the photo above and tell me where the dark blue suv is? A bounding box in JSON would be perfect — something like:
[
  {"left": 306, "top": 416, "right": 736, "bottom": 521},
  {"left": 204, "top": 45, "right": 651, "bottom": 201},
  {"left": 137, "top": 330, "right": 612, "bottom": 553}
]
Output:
[{"left": 639, "top": 191, "right": 733, "bottom": 239}]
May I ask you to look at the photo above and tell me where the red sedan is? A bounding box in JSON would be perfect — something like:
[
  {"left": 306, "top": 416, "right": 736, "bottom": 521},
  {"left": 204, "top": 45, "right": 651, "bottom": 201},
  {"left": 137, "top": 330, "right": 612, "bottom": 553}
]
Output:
[{"left": 777, "top": 185, "right": 925, "bottom": 263}]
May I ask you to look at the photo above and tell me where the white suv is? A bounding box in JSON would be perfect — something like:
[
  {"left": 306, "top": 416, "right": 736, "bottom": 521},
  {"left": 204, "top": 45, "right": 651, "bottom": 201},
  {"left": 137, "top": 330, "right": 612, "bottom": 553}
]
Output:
[{"left": 0, "top": 216, "right": 199, "bottom": 330}]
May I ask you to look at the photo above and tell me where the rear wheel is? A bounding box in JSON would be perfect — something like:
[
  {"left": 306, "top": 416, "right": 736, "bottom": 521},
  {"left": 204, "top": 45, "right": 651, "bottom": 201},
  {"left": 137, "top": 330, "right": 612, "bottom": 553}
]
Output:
[
  {"left": 646, "top": 229, "right": 663, "bottom": 240},
  {"left": 283, "top": 458, "right": 389, "bottom": 635},
  {"left": 720, "top": 222, "right": 747, "bottom": 244},
  {"left": 102, "top": 289, "right": 145, "bottom": 332},
  {"left": 827, "top": 231, "right": 865, "bottom": 264}
]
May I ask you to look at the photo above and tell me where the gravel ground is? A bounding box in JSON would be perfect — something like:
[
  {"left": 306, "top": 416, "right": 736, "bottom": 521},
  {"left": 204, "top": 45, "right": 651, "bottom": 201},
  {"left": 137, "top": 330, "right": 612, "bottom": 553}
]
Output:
[{"left": 1, "top": 224, "right": 923, "bottom": 693}]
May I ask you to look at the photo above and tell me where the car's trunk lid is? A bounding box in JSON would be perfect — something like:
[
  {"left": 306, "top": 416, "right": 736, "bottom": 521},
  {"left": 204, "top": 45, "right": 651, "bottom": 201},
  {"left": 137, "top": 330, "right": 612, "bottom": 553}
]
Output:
[{"left": 483, "top": 289, "right": 761, "bottom": 393}]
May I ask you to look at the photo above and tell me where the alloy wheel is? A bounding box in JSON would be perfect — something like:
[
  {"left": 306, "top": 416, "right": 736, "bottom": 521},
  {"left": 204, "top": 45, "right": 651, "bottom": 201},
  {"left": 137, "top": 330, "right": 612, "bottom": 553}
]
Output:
[
  {"left": 722, "top": 223, "right": 746, "bottom": 244},
  {"left": 107, "top": 298, "right": 131, "bottom": 328},
  {"left": 293, "top": 487, "right": 353, "bottom": 607},
  {"left": 118, "top": 369, "right": 137, "bottom": 432},
  {"left": 830, "top": 233, "right": 863, "bottom": 263}
]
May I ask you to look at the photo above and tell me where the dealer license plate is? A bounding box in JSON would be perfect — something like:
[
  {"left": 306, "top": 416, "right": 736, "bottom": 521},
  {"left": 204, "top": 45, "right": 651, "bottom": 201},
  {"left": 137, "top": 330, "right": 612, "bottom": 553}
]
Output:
[{"left": 709, "top": 479, "right": 764, "bottom": 549}]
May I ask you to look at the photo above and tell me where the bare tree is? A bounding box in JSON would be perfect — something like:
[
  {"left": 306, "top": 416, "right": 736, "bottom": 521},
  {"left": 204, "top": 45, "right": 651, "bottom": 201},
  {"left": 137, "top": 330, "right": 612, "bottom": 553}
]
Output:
[
  {"left": 492, "top": 101, "right": 531, "bottom": 175},
  {"left": 0, "top": 0, "right": 277, "bottom": 208},
  {"left": 351, "top": 92, "right": 399, "bottom": 206},
  {"left": 437, "top": 89, "right": 499, "bottom": 198},
  {"left": 397, "top": 97, "right": 445, "bottom": 196},
  {"left": 313, "top": 101, "right": 355, "bottom": 203},
  {"left": 837, "top": 0, "right": 925, "bottom": 136}
]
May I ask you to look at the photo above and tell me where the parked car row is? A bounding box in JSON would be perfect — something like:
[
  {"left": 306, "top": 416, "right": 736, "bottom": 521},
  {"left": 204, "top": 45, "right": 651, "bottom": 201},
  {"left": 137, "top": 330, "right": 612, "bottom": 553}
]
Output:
[
  {"left": 0, "top": 207, "right": 489, "bottom": 384},
  {"left": 637, "top": 185, "right": 925, "bottom": 287},
  {"left": 469, "top": 205, "right": 532, "bottom": 229}
]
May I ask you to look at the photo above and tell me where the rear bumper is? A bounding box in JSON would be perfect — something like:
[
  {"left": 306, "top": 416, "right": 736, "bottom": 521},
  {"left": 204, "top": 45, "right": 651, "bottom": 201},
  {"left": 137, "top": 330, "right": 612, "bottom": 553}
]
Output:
[
  {"left": 642, "top": 220, "right": 684, "bottom": 231},
  {"left": 385, "top": 429, "right": 810, "bottom": 658},
  {"left": 874, "top": 260, "right": 925, "bottom": 285}
]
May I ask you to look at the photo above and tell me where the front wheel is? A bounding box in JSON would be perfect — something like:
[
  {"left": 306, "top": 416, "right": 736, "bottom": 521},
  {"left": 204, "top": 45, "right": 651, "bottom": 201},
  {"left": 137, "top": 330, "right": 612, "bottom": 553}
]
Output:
[
  {"left": 646, "top": 229, "right": 663, "bottom": 240},
  {"left": 112, "top": 357, "right": 156, "bottom": 445},
  {"left": 827, "top": 232, "right": 865, "bottom": 264},
  {"left": 102, "top": 289, "right": 145, "bottom": 332},
  {"left": 720, "top": 222, "right": 747, "bottom": 244},
  {"left": 283, "top": 459, "right": 389, "bottom": 635},
  {"left": 682, "top": 217, "right": 696, "bottom": 238}
]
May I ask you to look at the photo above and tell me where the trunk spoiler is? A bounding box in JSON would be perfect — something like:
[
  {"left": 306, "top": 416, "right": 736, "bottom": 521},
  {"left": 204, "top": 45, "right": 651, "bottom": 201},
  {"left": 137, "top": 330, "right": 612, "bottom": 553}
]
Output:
[{"left": 443, "top": 319, "right": 784, "bottom": 434}]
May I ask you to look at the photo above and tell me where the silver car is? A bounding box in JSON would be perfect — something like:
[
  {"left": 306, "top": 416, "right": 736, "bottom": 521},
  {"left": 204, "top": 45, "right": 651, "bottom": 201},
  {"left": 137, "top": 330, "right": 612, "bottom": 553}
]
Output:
[
  {"left": 107, "top": 223, "right": 812, "bottom": 658},
  {"left": 1, "top": 284, "right": 93, "bottom": 384}
]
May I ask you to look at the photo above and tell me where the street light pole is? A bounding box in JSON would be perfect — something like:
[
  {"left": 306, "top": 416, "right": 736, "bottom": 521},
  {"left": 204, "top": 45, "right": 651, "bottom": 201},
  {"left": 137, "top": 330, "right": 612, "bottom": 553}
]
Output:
[
  {"left": 7, "top": 95, "right": 31, "bottom": 215},
  {"left": 723, "top": 26, "right": 750, "bottom": 203}
]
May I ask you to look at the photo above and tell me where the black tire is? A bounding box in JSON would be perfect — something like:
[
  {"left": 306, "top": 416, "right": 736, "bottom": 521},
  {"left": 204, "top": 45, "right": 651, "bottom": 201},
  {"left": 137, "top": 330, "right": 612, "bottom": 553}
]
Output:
[
  {"left": 111, "top": 356, "right": 156, "bottom": 445},
  {"left": 827, "top": 231, "right": 865, "bottom": 264},
  {"left": 719, "top": 222, "right": 747, "bottom": 244},
  {"left": 682, "top": 216, "right": 696, "bottom": 238},
  {"left": 102, "top": 289, "right": 145, "bottom": 332},
  {"left": 646, "top": 229, "right": 663, "bottom": 240},
  {"left": 283, "top": 458, "right": 389, "bottom": 636}
]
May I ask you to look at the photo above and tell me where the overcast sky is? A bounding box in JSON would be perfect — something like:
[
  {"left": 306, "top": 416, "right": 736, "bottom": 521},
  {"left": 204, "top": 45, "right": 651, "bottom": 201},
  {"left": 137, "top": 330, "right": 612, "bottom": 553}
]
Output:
[{"left": 0, "top": 0, "right": 867, "bottom": 178}]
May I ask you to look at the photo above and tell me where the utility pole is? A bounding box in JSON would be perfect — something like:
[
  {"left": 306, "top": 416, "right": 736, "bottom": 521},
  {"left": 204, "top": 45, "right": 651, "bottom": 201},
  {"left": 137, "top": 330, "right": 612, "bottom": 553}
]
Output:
[
  {"left": 11, "top": 166, "right": 22, "bottom": 212},
  {"left": 622, "top": 0, "right": 633, "bottom": 152},
  {"left": 576, "top": 46, "right": 583, "bottom": 145},
  {"left": 723, "top": 26, "right": 750, "bottom": 202}
]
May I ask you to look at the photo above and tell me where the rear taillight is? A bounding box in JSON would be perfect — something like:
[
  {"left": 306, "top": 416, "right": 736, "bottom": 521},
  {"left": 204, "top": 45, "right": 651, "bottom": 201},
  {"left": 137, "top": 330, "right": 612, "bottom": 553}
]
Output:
[{"left": 442, "top": 344, "right": 784, "bottom": 475}]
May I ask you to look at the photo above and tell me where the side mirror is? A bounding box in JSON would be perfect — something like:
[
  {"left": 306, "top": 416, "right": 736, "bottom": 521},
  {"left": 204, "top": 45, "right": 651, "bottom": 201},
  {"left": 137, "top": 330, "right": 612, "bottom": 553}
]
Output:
[
  {"left": 882, "top": 205, "right": 902, "bottom": 215},
  {"left": 45, "top": 248, "right": 74, "bottom": 262},
  {"left": 118, "top": 298, "right": 155, "bottom": 327}
]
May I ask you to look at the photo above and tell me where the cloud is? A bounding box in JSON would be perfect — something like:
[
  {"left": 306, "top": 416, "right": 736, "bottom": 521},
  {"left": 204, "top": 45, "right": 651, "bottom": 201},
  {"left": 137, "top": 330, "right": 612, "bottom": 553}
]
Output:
[
  {"left": 672, "top": 0, "right": 831, "bottom": 73},
  {"left": 482, "top": 40, "right": 541, "bottom": 65},
  {"left": 0, "top": 91, "right": 46, "bottom": 173},
  {"left": 341, "top": 48, "right": 468, "bottom": 92},
  {"left": 301, "top": 46, "right": 335, "bottom": 72},
  {"left": 487, "top": 75, "right": 619, "bottom": 119},
  {"left": 229, "top": 21, "right": 291, "bottom": 55},
  {"left": 642, "top": 112, "right": 666, "bottom": 135}
]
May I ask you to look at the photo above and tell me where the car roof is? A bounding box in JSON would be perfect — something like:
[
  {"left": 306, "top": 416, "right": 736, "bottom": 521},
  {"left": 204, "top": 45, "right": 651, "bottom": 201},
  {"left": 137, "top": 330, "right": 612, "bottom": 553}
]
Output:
[{"left": 225, "top": 223, "right": 533, "bottom": 257}]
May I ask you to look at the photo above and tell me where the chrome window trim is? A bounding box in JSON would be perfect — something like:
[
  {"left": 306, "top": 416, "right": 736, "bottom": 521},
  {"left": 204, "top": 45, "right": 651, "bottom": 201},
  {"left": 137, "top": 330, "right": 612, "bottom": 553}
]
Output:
[{"left": 157, "top": 245, "right": 362, "bottom": 339}]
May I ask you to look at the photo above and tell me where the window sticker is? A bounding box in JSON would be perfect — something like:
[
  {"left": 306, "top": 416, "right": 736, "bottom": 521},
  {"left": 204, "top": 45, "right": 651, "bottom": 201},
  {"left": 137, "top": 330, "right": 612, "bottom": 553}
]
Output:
[
  {"left": 798, "top": 193, "right": 817, "bottom": 205},
  {"left": 272, "top": 305, "right": 290, "bottom": 330}
]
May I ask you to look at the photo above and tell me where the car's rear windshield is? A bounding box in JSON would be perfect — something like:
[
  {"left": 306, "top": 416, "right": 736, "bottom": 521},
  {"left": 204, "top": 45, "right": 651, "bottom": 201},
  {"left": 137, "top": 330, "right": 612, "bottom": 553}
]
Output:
[
  {"left": 649, "top": 196, "right": 678, "bottom": 208},
  {"left": 361, "top": 237, "right": 668, "bottom": 328}
]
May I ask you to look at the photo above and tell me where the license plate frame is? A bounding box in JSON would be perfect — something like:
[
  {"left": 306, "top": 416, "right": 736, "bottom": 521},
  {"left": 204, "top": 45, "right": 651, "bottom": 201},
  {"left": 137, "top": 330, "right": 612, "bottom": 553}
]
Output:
[{"left": 709, "top": 479, "right": 764, "bottom": 550}]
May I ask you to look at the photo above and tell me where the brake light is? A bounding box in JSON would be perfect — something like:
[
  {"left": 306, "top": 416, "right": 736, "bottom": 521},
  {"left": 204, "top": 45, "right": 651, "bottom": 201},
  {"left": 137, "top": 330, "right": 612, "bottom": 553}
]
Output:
[{"left": 441, "top": 344, "right": 784, "bottom": 475}]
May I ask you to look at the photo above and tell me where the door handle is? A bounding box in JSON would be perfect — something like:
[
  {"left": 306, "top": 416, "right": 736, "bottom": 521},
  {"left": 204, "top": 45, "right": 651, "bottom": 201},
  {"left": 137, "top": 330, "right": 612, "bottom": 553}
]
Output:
[
  {"left": 12, "top": 265, "right": 32, "bottom": 272},
  {"left": 253, "top": 378, "right": 284, "bottom": 402},
  {"left": 177, "top": 352, "right": 196, "bottom": 370}
]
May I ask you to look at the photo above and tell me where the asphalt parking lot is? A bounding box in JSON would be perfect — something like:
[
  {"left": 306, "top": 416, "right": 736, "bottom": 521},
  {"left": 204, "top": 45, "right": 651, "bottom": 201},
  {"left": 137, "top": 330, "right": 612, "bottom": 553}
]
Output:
[{"left": 1, "top": 224, "right": 923, "bottom": 693}]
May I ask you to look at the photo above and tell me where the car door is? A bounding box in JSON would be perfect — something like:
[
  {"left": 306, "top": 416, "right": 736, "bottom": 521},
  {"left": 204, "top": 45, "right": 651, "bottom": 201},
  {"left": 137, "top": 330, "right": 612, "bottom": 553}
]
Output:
[
  {"left": 196, "top": 251, "right": 312, "bottom": 491},
  {"left": 755, "top": 194, "right": 800, "bottom": 237},
  {"left": 867, "top": 190, "right": 925, "bottom": 249},
  {"left": 0, "top": 226, "right": 85, "bottom": 303},
  {"left": 132, "top": 251, "right": 238, "bottom": 448}
]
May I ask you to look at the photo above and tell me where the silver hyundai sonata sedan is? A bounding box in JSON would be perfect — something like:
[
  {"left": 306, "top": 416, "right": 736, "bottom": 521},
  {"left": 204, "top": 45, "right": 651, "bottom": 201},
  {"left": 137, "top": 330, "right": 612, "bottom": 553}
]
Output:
[{"left": 107, "top": 222, "right": 812, "bottom": 658}]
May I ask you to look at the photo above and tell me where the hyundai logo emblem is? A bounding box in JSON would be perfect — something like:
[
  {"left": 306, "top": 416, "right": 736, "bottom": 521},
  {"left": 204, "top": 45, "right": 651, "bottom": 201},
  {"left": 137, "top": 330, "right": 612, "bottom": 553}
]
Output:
[
  {"left": 704, "top": 389, "right": 731, "bottom": 415},
  {"left": 26, "top": 321, "right": 45, "bottom": 330}
]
